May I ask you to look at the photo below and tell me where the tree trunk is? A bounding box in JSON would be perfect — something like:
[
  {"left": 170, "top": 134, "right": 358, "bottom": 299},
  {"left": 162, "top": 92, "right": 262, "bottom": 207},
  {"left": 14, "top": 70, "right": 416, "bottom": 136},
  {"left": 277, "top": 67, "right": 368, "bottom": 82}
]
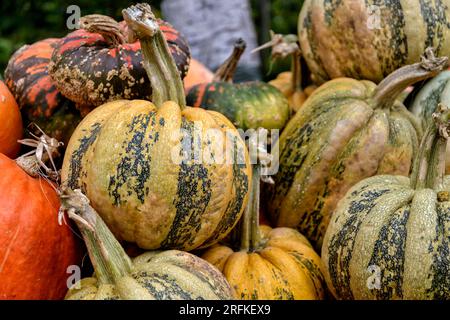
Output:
[{"left": 161, "top": 0, "right": 262, "bottom": 81}]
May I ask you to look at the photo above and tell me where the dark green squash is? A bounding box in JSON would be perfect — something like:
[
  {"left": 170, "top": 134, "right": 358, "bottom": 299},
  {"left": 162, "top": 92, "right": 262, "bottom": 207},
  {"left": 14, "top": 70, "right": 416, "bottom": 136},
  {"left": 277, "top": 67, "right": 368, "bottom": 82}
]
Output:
[{"left": 186, "top": 39, "right": 289, "bottom": 131}]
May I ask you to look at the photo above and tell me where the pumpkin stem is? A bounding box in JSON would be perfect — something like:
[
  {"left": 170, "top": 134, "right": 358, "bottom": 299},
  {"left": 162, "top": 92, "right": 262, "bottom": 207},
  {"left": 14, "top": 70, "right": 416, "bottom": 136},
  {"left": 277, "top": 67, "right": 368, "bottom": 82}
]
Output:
[
  {"left": 122, "top": 3, "right": 186, "bottom": 109},
  {"left": 59, "top": 188, "right": 133, "bottom": 285},
  {"left": 78, "top": 14, "right": 126, "bottom": 46},
  {"left": 372, "top": 48, "right": 448, "bottom": 109},
  {"left": 411, "top": 103, "right": 450, "bottom": 190},
  {"left": 15, "top": 125, "right": 63, "bottom": 182},
  {"left": 238, "top": 129, "right": 273, "bottom": 252},
  {"left": 213, "top": 39, "right": 247, "bottom": 83}
]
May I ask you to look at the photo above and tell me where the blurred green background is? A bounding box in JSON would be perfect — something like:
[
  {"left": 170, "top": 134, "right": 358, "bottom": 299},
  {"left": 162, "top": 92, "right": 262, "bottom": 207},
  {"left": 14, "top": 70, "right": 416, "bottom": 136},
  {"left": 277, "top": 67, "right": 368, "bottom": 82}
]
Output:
[{"left": 0, "top": 0, "right": 303, "bottom": 80}]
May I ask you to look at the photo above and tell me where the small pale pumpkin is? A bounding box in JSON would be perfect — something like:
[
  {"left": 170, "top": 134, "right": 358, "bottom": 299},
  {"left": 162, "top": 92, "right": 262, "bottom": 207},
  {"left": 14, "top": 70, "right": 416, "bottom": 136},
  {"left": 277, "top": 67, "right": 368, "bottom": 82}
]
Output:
[
  {"left": 61, "top": 3, "right": 251, "bottom": 251},
  {"left": 322, "top": 104, "right": 450, "bottom": 300}
]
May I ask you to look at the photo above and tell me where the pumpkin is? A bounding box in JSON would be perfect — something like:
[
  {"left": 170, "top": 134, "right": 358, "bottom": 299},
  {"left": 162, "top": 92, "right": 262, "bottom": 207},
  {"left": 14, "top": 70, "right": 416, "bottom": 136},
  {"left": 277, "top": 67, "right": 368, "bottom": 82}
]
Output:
[
  {"left": 202, "top": 138, "right": 327, "bottom": 300},
  {"left": 257, "top": 32, "right": 316, "bottom": 114},
  {"left": 409, "top": 70, "right": 450, "bottom": 174},
  {"left": 0, "top": 136, "right": 81, "bottom": 300},
  {"left": 322, "top": 104, "right": 450, "bottom": 300},
  {"left": 0, "top": 81, "right": 22, "bottom": 158},
  {"left": 299, "top": 0, "right": 450, "bottom": 84},
  {"left": 60, "top": 3, "right": 251, "bottom": 251},
  {"left": 186, "top": 39, "right": 290, "bottom": 131},
  {"left": 48, "top": 14, "right": 190, "bottom": 115},
  {"left": 183, "top": 58, "right": 214, "bottom": 92},
  {"left": 60, "top": 188, "right": 234, "bottom": 300},
  {"left": 264, "top": 48, "right": 448, "bottom": 249},
  {"left": 4, "top": 38, "right": 81, "bottom": 147}
]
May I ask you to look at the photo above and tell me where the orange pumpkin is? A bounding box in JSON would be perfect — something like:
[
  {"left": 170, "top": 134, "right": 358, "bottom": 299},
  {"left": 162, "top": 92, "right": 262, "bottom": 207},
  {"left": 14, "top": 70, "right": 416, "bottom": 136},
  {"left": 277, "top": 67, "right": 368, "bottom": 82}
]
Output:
[
  {"left": 183, "top": 58, "right": 214, "bottom": 92},
  {"left": 0, "top": 150, "right": 81, "bottom": 299},
  {"left": 0, "top": 81, "right": 22, "bottom": 158}
]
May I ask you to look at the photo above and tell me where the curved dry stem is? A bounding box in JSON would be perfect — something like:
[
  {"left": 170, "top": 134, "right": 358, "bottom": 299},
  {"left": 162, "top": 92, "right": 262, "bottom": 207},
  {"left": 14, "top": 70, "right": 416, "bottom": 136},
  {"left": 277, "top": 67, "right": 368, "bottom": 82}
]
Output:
[
  {"left": 213, "top": 38, "right": 247, "bottom": 83},
  {"left": 79, "top": 14, "right": 126, "bottom": 46},
  {"left": 15, "top": 124, "right": 63, "bottom": 182}
]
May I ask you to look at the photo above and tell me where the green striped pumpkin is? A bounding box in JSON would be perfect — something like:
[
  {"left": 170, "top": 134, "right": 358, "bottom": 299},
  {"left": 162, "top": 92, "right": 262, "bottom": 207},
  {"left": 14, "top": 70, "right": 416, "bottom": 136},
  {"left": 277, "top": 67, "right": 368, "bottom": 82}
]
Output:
[
  {"left": 264, "top": 49, "right": 447, "bottom": 249},
  {"left": 299, "top": 0, "right": 450, "bottom": 84},
  {"left": 60, "top": 4, "right": 251, "bottom": 251},
  {"left": 186, "top": 39, "right": 289, "bottom": 131},
  {"left": 410, "top": 70, "right": 450, "bottom": 174},
  {"left": 61, "top": 189, "right": 234, "bottom": 300},
  {"left": 322, "top": 104, "right": 450, "bottom": 300}
]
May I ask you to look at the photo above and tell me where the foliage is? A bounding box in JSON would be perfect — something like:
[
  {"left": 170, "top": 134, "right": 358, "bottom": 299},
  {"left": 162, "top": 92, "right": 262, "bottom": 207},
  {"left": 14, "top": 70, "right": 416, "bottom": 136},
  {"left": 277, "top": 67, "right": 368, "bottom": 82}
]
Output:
[{"left": 0, "top": 0, "right": 302, "bottom": 80}]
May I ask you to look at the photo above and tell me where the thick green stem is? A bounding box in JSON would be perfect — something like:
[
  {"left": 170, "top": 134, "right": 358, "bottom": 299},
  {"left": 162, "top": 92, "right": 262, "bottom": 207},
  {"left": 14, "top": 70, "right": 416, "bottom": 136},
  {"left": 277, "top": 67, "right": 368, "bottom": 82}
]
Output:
[
  {"left": 122, "top": 3, "right": 186, "bottom": 108},
  {"left": 411, "top": 104, "right": 450, "bottom": 190},
  {"left": 213, "top": 38, "right": 246, "bottom": 83},
  {"left": 372, "top": 48, "right": 448, "bottom": 109},
  {"left": 240, "top": 164, "right": 261, "bottom": 252},
  {"left": 60, "top": 189, "right": 133, "bottom": 285}
]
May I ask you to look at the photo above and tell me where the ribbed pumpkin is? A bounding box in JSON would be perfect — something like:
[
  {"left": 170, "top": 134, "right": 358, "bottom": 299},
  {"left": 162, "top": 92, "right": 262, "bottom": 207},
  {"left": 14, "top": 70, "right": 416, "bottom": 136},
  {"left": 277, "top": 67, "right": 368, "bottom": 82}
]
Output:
[
  {"left": 0, "top": 140, "right": 81, "bottom": 300},
  {"left": 264, "top": 49, "right": 447, "bottom": 249},
  {"left": 322, "top": 104, "right": 450, "bottom": 300},
  {"left": 186, "top": 39, "right": 289, "bottom": 131},
  {"left": 4, "top": 38, "right": 81, "bottom": 146},
  {"left": 48, "top": 14, "right": 190, "bottom": 115},
  {"left": 0, "top": 81, "right": 22, "bottom": 158},
  {"left": 183, "top": 58, "right": 214, "bottom": 92},
  {"left": 202, "top": 138, "right": 327, "bottom": 300},
  {"left": 61, "top": 3, "right": 251, "bottom": 251},
  {"left": 409, "top": 70, "right": 450, "bottom": 174},
  {"left": 299, "top": 0, "right": 450, "bottom": 84},
  {"left": 60, "top": 189, "right": 234, "bottom": 300}
]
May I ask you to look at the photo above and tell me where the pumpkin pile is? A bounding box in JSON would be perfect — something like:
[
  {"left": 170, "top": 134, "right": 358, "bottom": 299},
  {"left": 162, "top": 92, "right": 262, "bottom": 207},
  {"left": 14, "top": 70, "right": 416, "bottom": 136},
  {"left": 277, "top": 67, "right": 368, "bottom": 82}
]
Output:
[{"left": 2, "top": 1, "right": 450, "bottom": 301}]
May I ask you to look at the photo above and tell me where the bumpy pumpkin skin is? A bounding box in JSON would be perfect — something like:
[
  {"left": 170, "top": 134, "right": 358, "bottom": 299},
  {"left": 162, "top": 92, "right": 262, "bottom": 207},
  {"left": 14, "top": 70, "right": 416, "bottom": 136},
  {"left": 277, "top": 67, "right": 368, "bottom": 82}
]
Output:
[
  {"left": 202, "top": 225, "right": 327, "bottom": 300},
  {"left": 66, "top": 250, "right": 234, "bottom": 300},
  {"left": 187, "top": 81, "right": 290, "bottom": 131},
  {"left": 49, "top": 20, "right": 190, "bottom": 112},
  {"left": 4, "top": 38, "right": 81, "bottom": 146},
  {"left": 299, "top": 0, "right": 450, "bottom": 84},
  {"left": 0, "top": 154, "right": 81, "bottom": 300},
  {"left": 265, "top": 78, "right": 421, "bottom": 249},
  {"left": 322, "top": 175, "right": 450, "bottom": 300},
  {"left": 61, "top": 100, "right": 251, "bottom": 251},
  {"left": 409, "top": 70, "right": 450, "bottom": 174},
  {"left": 0, "top": 81, "right": 22, "bottom": 158}
]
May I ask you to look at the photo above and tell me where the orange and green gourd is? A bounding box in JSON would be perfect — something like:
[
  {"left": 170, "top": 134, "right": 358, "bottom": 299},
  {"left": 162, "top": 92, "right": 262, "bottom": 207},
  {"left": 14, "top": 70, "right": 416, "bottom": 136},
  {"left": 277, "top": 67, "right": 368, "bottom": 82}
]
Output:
[
  {"left": 60, "top": 3, "right": 251, "bottom": 251},
  {"left": 186, "top": 39, "right": 289, "bottom": 131}
]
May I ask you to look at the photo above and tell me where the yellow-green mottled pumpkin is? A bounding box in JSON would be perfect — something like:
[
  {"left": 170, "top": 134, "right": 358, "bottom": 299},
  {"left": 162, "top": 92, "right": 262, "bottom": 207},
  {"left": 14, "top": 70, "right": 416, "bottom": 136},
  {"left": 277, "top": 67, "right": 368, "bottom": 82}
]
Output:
[
  {"left": 409, "top": 70, "right": 450, "bottom": 174},
  {"left": 202, "top": 148, "right": 327, "bottom": 300},
  {"left": 60, "top": 189, "right": 234, "bottom": 300},
  {"left": 299, "top": 0, "right": 450, "bottom": 84},
  {"left": 322, "top": 105, "right": 450, "bottom": 300},
  {"left": 264, "top": 49, "right": 448, "bottom": 249},
  {"left": 61, "top": 3, "right": 251, "bottom": 251}
]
